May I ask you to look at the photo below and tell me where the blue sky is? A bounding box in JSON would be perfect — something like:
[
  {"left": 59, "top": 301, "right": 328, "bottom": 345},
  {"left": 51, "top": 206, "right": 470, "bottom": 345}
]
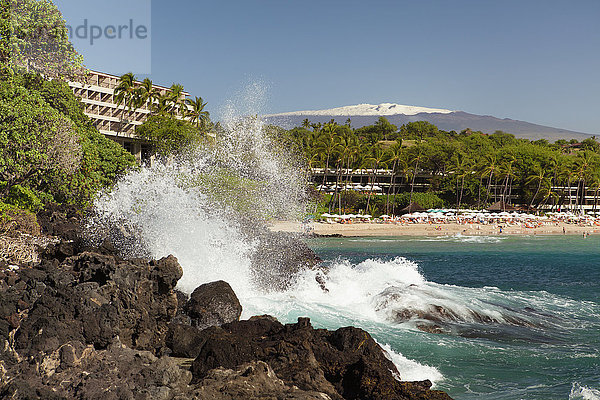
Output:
[{"left": 55, "top": 0, "right": 600, "bottom": 134}]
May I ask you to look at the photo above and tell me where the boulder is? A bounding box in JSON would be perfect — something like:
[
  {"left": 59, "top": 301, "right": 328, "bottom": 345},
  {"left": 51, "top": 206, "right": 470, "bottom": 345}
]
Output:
[
  {"left": 250, "top": 230, "right": 322, "bottom": 291},
  {"left": 184, "top": 280, "right": 242, "bottom": 330},
  {"left": 166, "top": 323, "right": 206, "bottom": 358}
]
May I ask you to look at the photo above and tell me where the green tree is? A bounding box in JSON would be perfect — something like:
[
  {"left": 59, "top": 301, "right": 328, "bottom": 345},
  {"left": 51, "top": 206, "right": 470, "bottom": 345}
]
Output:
[
  {"left": 114, "top": 72, "right": 137, "bottom": 118},
  {"left": 136, "top": 114, "right": 202, "bottom": 156},
  {"left": 1, "top": 0, "right": 84, "bottom": 78},
  {"left": 400, "top": 121, "right": 438, "bottom": 141},
  {"left": 185, "top": 96, "right": 210, "bottom": 128},
  {"left": 168, "top": 83, "right": 186, "bottom": 116},
  {"left": 0, "top": 72, "right": 135, "bottom": 208}
]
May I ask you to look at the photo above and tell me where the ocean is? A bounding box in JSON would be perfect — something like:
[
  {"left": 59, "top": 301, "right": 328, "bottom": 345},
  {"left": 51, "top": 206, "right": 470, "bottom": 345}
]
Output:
[
  {"left": 87, "top": 114, "right": 599, "bottom": 399},
  {"left": 243, "top": 234, "right": 600, "bottom": 400}
]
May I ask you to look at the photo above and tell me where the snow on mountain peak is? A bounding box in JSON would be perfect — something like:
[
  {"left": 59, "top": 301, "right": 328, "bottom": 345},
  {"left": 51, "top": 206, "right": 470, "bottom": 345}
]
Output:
[{"left": 265, "top": 103, "right": 453, "bottom": 117}]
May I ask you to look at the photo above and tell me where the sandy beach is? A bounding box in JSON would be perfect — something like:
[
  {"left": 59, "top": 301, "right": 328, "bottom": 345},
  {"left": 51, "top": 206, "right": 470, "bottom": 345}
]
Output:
[{"left": 269, "top": 220, "right": 600, "bottom": 237}]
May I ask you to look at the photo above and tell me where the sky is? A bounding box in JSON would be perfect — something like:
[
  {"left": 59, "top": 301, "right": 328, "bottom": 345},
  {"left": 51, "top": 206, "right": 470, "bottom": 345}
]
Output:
[{"left": 54, "top": 0, "right": 600, "bottom": 134}]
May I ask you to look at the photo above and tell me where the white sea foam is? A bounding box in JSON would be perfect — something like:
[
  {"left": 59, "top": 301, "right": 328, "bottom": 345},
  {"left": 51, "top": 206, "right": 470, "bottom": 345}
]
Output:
[
  {"left": 87, "top": 82, "right": 306, "bottom": 296},
  {"left": 380, "top": 343, "right": 444, "bottom": 386},
  {"left": 570, "top": 383, "right": 600, "bottom": 400}
]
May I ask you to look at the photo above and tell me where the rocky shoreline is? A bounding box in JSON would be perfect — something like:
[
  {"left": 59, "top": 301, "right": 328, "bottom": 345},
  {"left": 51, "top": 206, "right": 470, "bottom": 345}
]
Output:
[{"left": 0, "top": 205, "right": 452, "bottom": 399}]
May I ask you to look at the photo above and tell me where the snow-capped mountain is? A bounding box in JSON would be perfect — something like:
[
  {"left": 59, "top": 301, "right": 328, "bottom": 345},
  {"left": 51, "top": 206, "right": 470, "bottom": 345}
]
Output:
[
  {"left": 265, "top": 103, "right": 453, "bottom": 117},
  {"left": 262, "top": 103, "right": 594, "bottom": 141}
]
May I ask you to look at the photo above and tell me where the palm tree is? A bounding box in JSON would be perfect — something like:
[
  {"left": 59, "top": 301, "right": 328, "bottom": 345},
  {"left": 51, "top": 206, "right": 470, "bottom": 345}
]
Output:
[
  {"left": 526, "top": 164, "right": 549, "bottom": 209},
  {"left": 185, "top": 96, "right": 210, "bottom": 128},
  {"left": 364, "top": 145, "right": 387, "bottom": 212},
  {"left": 558, "top": 164, "right": 576, "bottom": 212},
  {"left": 139, "top": 78, "right": 161, "bottom": 109},
  {"left": 315, "top": 123, "right": 338, "bottom": 193},
  {"left": 450, "top": 151, "right": 472, "bottom": 213},
  {"left": 152, "top": 95, "right": 172, "bottom": 116},
  {"left": 498, "top": 154, "right": 516, "bottom": 205},
  {"left": 574, "top": 151, "right": 595, "bottom": 213},
  {"left": 114, "top": 72, "right": 136, "bottom": 109},
  {"left": 332, "top": 134, "right": 357, "bottom": 213},
  {"left": 168, "top": 83, "right": 186, "bottom": 116},
  {"left": 481, "top": 153, "right": 499, "bottom": 205},
  {"left": 589, "top": 174, "right": 600, "bottom": 214},
  {"left": 114, "top": 72, "right": 139, "bottom": 134},
  {"left": 384, "top": 143, "right": 403, "bottom": 214},
  {"left": 408, "top": 148, "right": 426, "bottom": 206}
]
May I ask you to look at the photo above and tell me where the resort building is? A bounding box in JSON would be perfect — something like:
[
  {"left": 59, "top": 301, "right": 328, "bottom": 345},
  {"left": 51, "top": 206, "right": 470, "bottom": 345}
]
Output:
[
  {"left": 312, "top": 168, "right": 600, "bottom": 212},
  {"left": 67, "top": 70, "right": 188, "bottom": 162}
]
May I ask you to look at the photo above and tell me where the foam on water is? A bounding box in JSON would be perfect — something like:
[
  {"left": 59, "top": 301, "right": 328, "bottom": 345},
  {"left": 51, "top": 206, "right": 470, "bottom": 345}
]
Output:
[
  {"left": 570, "top": 383, "right": 600, "bottom": 400},
  {"left": 380, "top": 343, "right": 444, "bottom": 386}
]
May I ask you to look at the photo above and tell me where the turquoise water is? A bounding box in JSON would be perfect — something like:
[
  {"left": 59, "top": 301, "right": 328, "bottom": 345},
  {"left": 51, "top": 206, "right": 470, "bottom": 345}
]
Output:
[{"left": 247, "top": 235, "right": 600, "bottom": 399}]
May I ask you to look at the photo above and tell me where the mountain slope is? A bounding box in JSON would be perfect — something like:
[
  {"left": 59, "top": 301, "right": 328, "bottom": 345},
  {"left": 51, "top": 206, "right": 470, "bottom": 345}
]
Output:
[{"left": 263, "top": 103, "right": 594, "bottom": 141}]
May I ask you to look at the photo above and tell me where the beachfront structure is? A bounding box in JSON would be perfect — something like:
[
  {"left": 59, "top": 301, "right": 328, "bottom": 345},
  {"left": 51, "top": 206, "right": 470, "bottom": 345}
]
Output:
[
  {"left": 312, "top": 168, "right": 600, "bottom": 211},
  {"left": 68, "top": 70, "right": 189, "bottom": 162}
]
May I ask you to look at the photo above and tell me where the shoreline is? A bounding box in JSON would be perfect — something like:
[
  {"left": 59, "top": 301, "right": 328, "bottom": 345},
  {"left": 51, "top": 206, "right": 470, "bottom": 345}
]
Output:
[{"left": 269, "top": 220, "right": 600, "bottom": 237}]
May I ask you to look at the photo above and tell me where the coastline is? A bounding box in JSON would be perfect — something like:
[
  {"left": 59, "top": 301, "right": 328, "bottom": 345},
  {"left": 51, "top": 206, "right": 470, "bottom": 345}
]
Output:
[{"left": 269, "top": 220, "right": 600, "bottom": 237}]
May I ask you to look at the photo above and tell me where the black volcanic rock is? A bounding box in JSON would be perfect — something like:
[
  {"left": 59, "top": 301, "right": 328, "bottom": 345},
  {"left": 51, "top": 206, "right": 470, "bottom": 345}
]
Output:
[
  {"left": 36, "top": 203, "right": 83, "bottom": 242},
  {"left": 0, "top": 212, "right": 453, "bottom": 399},
  {"left": 12, "top": 251, "right": 180, "bottom": 356},
  {"left": 191, "top": 316, "right": 453, "bottom": 400},
  {"left": 185, "top": 280, "right": 242, "bottom": 329}
]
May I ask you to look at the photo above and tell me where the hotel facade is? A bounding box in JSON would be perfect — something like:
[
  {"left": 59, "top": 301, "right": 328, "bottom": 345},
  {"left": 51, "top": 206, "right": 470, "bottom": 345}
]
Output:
[{"left": 68, "top": 70, "right": 188, "bottom": 162}]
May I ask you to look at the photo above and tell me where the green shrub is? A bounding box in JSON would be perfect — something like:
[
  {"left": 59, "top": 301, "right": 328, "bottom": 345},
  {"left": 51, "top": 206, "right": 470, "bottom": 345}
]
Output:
[
  {"left": 0, "top": 72, "right": 136, "bottom": 209},
  {"left": 5, "top": 185, "right": 44, "bottom": 212}
]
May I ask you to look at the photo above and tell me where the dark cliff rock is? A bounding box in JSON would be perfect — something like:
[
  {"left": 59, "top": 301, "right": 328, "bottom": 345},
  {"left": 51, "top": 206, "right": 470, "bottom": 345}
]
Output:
[
  {"left": 190, "top": 316, "right": 453, "bottom": 400},
  {"left": 8, "top": 250, "right": 179, "bottom": 357},
  {"left": 0, "top": 210, "right": 453, "bottom": 399}
]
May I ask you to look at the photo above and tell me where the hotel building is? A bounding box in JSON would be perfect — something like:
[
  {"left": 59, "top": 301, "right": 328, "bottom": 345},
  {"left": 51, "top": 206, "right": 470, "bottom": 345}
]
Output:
[{"left": 68, "top": 70, "right": 188, "bottom": 162}]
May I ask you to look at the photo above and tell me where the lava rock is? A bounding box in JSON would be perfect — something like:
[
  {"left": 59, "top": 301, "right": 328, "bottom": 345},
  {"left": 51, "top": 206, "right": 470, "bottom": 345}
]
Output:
[
  {"left": 36, "top": 203, "right": 82, "bottom": 242},
  {"left": 251, "top": 230, "right": 322, "bottom": 291},
  {"left": 184, "top": 280, "right": 242, "bottom": 330},
  {"left": 1, "top": 339, "right": 193, "bottom": 400},
  {"left": 191, "top": 316, "right": 453, "bottom": 400},
  {"left": 13, "top": 252, "right": 180, "bottom": 356},
  {"left": 191, "top": 361, "right": 331, "bottom": 399},
  {"left": 166, "top": 323, "right": 207, "bottom": 358},
  {"left": 150, "top": 255, "right": 183, "bottom": 294}
]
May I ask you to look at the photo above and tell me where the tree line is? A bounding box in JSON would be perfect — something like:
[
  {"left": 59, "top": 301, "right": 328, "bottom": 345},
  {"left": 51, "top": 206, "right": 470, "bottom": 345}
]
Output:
[{"left": 269, "top": 117, "right": 600, "bottom": 215}]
